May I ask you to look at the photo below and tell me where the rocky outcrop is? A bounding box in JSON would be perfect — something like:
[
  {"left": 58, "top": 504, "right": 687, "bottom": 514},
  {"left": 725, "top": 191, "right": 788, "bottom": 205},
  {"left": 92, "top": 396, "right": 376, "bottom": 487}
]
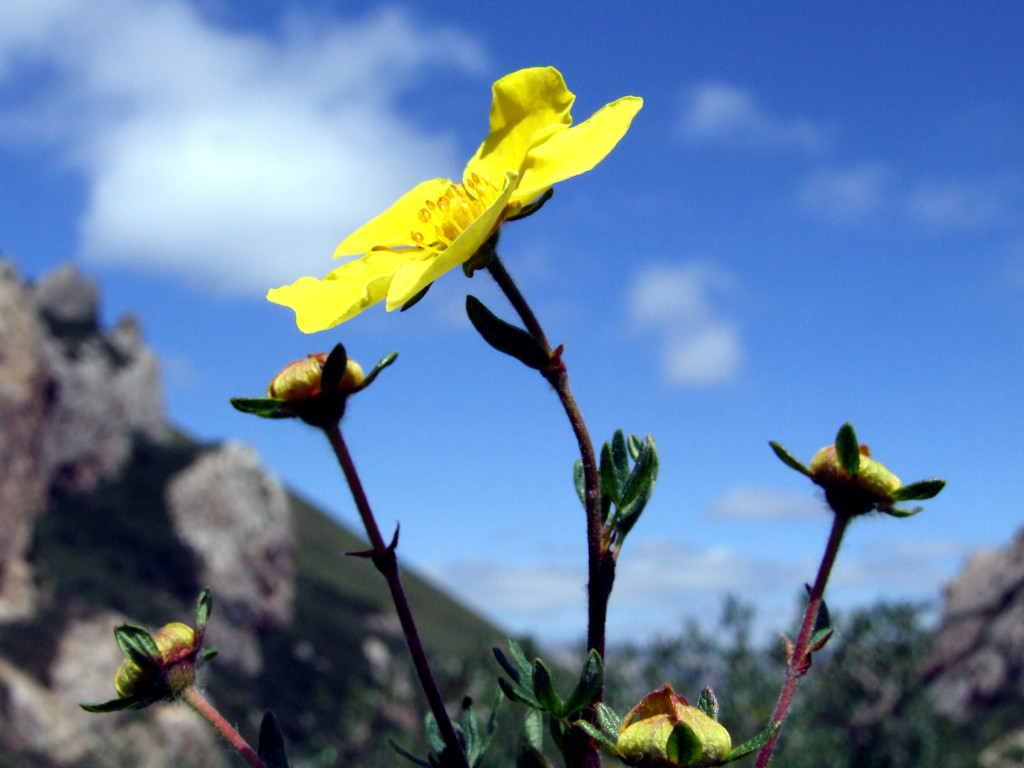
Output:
[
  {"left": 923, "top": 528, "right": 1024, "bottom": 718},
  {"left": 165, "top": 442, "right": 296, "bottom": 676}
]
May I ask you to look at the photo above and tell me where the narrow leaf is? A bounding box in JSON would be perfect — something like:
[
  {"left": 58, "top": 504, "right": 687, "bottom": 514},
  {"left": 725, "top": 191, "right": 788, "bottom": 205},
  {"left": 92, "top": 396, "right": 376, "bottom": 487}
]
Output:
[
  {"left": 498, "top": 677, "right": 541, "bottom": 709},
  {"left": 615, "top": 481, "right": 654, "bottom": 539},
  {"left": 531, "top": 659, "right": 562, "bottom": 715},
  {"left": 889, "top": 478, "right": 946, "bottom": 502},
  {"left": 400, "top": 283, "right": 432, "bottom": 312},
  {"left": 561, "top": 650, "right": 603, "bottom": 719},
  {"left": 80, "top": 695, "right": 151, "bottom": 713},
  {"left": 769, "top": 441, "right": 812, "bottom": 476},
  {"left": 466, "top": 296, "right": 550, "bottom": 370},
  {"left": 835, "top": 423, "right": 860, "bottom": 476},
  {"left": 573, "top": 460, "right": 586, "bottom": 508},
  {"left": 361, "top": 351, "right": 399, "bottom": 388},
  {"left": 883, "top": 505, "right": 924, "bottom": 518},
  {"left": 697, "top": 686, "right": 719, "bottom": 720},
  {"left": 808, "top": 627, "right": 835, "bottom": 654},
  {"left": 595, "top": 702, "right": 622, "bottom": 737},
  {"left": 721, "top": 722, "right": 781, "bottom": 764},
  {"left": 505, "top": 639, "right": 534, "bottom": 678},
  {"left": 114, "top": 625, "right": 160, "bottom": 669},
  {"left": 194, "top": 588, "right": 213, "bottom": 640},
  {"left": 599, "top": 442, "right": 621, "bottom": 507},
  {"left": 424, "top": 712, "right": 446, "bottom": 753},
  {"left": 611, "top": 430, "right": 630, "bottom": 488},
  {"left": 389, "top": 740, "right": 432, "bottom": 768},
  {"left": 258, "top": 711, "right": 290, "bottom": 768},
  {"left": 573, "top": 720, "right": 621, "bottom": 754},
  {"left": 229, "top": 397, "right": 287, "bottom": 418},
  {"left": 521, "top": 708, "right": 545, "bottom": 751},
  {"left": 619, "top": 437, "right": 658, "bottom": 508},
  {"left": 627, "top": 433, "right": 643, "bottom": 460},
  {"left": 320, "top": 343, "right": 348, "bottom": 392}
]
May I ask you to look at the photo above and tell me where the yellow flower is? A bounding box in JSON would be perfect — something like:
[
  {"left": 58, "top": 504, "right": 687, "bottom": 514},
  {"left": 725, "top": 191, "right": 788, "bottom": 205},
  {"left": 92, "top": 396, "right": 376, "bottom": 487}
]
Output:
[{"left": 268, "top": 66, "right": 642, "bottom": 332}]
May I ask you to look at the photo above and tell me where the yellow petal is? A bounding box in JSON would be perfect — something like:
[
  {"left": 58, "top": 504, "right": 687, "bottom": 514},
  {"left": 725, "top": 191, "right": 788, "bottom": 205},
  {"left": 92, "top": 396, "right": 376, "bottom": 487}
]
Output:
[
  {"left": 385, "top": 170, "right": 519, "bottom": 309},
  {"left": 466, "top": 67, "right": 575, "bottom": 187},
  {"left": 267, "top": 249, "right": 410, "bottom": 332},
  {"left": 511, "top": 95, "right": 643, "bottom": 205},
  {"left": 335, "top": 178, "right": 453, "bottom": 257}
]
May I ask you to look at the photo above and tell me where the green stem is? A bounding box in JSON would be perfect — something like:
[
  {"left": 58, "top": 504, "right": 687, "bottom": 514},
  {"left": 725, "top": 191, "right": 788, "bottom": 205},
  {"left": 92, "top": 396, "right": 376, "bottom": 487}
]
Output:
[
  {"left": 486, "top": 254, "right": 607, "bottom": 768},
  {"left": 324, "top": 424, "right": 468, "bottom": 768},
  {"left": 755, "top": 512, "right": 850, "bottom": 768},
  {"left": 183, "top": 687, "right": 267, "bottom": 768}
]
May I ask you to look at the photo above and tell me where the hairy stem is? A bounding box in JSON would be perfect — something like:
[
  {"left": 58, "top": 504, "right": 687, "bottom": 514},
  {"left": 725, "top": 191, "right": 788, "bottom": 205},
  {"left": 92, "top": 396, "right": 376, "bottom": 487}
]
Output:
[
  {"left": 325, "top": 424, "right": 468, "bottom": 768},
  {"left": 755, "top": 512, "right": 850, "bottom": 767},
  {"left": 486, "top": 254, "right": 606, "bottom": 768},
  {"left": 183, "top": 687, "right": 267, "bottom": 768}
]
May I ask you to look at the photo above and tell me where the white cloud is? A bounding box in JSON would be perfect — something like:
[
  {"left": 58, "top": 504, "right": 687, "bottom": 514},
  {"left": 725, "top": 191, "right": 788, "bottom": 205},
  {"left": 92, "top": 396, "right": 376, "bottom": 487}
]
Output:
[
  {"left": 679, "top": 82, "right": 826, "bottom": 154},
  {"left": 906, "top": 177, "right": 1008, "bottom": 230},
  {"left": 798, "top": 163, "right": 892, "bottom": 222},
  {"left": 710, "top": 487, "right": 823, "bottom": 520},
  {"left": 0, "top": 0, "right": 488, "bottom": 294},
  {"left": 628, "top": 262, "right": 742, "bottom": 386}
]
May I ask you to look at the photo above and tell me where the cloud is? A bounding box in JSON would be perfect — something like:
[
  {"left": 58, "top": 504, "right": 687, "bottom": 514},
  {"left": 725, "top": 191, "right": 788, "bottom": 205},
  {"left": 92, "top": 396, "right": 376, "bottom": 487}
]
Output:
[
  {"left": 628, "top": 262, "right": 742, "bottom": 386},
  {"left": 679, "top": 82, "right": 826, "bottom": 154},
  {"left": 798, "top": 163, "right": 892, "bottom": 222},
  {"left": 0, "top": 0, "right": 488, "bottom": 295},
  {"left": 710, "top": 487, "right": 823, "bottom": 520},
  {"left": 906, "top": 177, "right": 1009, "bottom": 230}
]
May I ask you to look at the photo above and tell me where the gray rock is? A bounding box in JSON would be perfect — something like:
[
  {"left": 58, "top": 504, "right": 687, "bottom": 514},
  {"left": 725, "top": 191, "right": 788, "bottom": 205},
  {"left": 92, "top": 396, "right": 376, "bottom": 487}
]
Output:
[{"left": 165, "top": 442, "right": 296, "bottom": 676}]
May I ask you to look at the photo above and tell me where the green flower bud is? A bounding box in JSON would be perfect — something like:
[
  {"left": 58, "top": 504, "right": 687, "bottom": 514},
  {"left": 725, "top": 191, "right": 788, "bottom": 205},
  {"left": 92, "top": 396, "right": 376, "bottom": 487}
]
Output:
[
  {"left": 114, "top": 622, "right": 197, "bottom": 698},
  {"left": 617, "top": 683, "right": 731, "bottom": 767}
]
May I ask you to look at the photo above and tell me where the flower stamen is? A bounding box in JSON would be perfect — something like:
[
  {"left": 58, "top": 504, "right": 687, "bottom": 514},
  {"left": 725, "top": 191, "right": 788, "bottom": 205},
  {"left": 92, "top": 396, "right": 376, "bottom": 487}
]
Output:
[{"left": 408, "top": 173, "right": 501, "bottom": 254}]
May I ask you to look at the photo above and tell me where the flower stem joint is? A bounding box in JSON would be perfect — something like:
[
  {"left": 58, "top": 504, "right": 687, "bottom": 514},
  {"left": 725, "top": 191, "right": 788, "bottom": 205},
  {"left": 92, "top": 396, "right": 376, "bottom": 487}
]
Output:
[{"left": 770, "top": 423, "right": 945, "bottom": 519}]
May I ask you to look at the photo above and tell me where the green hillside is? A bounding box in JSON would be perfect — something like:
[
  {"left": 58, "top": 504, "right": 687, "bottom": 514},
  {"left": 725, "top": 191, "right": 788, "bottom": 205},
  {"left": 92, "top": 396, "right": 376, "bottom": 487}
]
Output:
[{"left": 1, "top": 432, "right": 506, "bottom": 766}]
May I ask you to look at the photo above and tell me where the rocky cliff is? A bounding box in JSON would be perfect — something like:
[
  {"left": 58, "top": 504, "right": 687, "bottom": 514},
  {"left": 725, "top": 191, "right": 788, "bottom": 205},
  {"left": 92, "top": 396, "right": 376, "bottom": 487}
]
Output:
[{"left": 0, "top": 259, "right": 501, "bottom": 768}]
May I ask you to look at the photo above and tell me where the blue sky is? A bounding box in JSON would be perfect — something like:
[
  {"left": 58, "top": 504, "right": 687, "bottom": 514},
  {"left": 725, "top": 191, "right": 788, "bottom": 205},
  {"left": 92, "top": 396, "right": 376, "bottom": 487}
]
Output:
[{"left": 3, "top": 1, "right": 1024, "bottom": 646}]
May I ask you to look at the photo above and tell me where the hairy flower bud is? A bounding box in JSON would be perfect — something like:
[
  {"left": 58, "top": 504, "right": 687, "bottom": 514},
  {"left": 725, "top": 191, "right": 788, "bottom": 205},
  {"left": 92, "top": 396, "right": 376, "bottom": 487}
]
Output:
[
  {"left": 267, "top": 353, "right": 365, "bottom": 402},
  {"left": 114, "top": 622, "right": 197, "bottom": 698},
  {"left": 810, "top": 444, "right": 902, "bottom": 497},
  {"left": 617, "top": 683, "right": 731, "bottom": 767}
]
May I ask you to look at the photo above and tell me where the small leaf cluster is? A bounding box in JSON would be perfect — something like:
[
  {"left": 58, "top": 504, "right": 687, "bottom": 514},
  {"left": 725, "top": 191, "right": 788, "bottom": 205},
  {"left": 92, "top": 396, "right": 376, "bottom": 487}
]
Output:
[
  {"left": 391, "top": 694, "right": 501, "bottom": 768},
  {"left": 576, "top": 430, "right": 659, "bottom": 555}
]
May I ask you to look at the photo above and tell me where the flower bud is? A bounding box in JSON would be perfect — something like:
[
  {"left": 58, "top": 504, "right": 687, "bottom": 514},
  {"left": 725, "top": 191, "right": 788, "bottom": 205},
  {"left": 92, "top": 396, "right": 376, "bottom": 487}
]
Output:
[
  {"left": 810, "top": 444, "right": 902, "bottom": 497},
  {"left": 113, "top": 622, "right": 197, "bottom": 698},
  {"left": 267, "top": 353, "right": 365, "bottom": 402},
  {"left": 617, "top": 683, "right": 731, "bottom": 767}
]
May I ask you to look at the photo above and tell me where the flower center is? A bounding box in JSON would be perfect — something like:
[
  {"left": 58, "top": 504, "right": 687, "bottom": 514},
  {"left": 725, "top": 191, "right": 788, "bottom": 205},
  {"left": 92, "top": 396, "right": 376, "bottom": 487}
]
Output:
[{"left": 409, "top": 172, "right": 501, "bottom": 253}]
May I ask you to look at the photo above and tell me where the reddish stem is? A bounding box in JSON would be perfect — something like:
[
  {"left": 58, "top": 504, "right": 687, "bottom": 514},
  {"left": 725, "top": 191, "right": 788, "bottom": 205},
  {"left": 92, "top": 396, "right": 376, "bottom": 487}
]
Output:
[
  {"left": 324, "top": 424, "right": 468, "bottom": 768},
  {"left": 755, "top": 512, "right": 850, "bottom": 767},
  {"left": 183, "top": 687, "right": 267, "bottom": 768}
]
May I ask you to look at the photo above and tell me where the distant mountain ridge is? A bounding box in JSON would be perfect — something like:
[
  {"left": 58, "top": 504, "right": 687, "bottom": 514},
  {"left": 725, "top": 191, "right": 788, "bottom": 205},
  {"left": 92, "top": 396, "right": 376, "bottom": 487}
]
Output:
[{"left": 0, "top": 259, "right": 503, "bottom": 767}]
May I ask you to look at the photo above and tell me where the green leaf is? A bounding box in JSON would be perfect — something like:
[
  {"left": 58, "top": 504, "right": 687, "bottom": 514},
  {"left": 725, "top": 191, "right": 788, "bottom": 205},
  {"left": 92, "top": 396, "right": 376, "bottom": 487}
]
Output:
[
  {"left": 561, "top": 649, "right": 603, "bottom": 719},
  {"left": 721, "top": 722, "right": 781, "bottom": 764},
  {"left": 466, "top": 296, "right": 550, "bottom": 370},
  {"left": 400, "top": 283, "right": 432, "bottom": 312},
  {"left": 505, "top": 639, "right": 534, "bottom": 680},
  {"left": 498, "top": 677, "right": 541, "bottom": 709},
  {"left": 835, "top": 423, "right": 860, "bottom": 477},
  {"left": 258, "top": 711, "right": 290, "bottom": 768},
  {"left": 573, "top": 460, "right": 586, "bottom": 508},
  {"left": 424, "top": 712, "right": 446, "bottom": 754},
  {"left": 464, "top": 691, "right": 502, "bottom": 768},
  {"left": 595, "top": 702, "right": 622, "bottom": 738},
  {"left": 229, "top": 397, "right": 288, "bottom": 418},
  {"left": 114, "top": 624, "right": 160, "bottom": 669},
  {"left": 80, "top": 693, "right": 154, "bottom": 713},
  {"left": 889, "top": 478, "right": 946, "bottom": 502},
  {"left": 883, "top": 505, "right": 923, "bottom": 518},
  {"left": 194, "top": 588, "right": 213, "bottom": 640},
  {"left": 505, "top": 188, "right": 554, "bottom": 221},
  {"left": 811, "top": 591, "right": 832, "bottom": 637},
  {"left": 619, "top": 436, "right": 658, "bottom": 509},
  {"left": 611, "top": 430, "right": 630, "bottom": 489},
  {"left": 361, "top": 351, "right": 400, "bottom": 389},
  {"left": 809, "top": 627, "right": 835, "bottom": 653},
  {"left": 573, "top": 720, "right": 621, "bottom": 754},
  {"left": 615, "top": 480, "right": 654, "bottom": 539},
  {"left": 665, "top": 722, "right": 703, "bottom": 766},
  {"left": 521, "top": 708, "right": 545, "bottom": 751},
  {"left": 389, "top": 740, "right": 432, "bottom": 768},
  {"left": 599, "top": 441, "right": 621, "bottom": 507},
  {"left": 320, "top": 343, "right": 348, "bottom": 392},
  {"left": 627, "top": 433, "right": 643, "bottom": 460},
  {"left": 697, "top": 686, "right": 719, "bottom": 721},
  {"left": 769, "top": 441, "right": 812, "bottom": 476},
  {"left": 531, "top": 659, "right": 562, "bottom": 714}
]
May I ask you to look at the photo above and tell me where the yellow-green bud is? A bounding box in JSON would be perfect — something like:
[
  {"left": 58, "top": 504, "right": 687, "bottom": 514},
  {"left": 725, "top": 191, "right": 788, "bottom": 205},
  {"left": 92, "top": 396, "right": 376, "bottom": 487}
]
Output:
[
  {"left": 810, "top": 444, "right": 902, "bottom": 497},
  {"left": 113, "top": 622, "right": 197, "bottom": 698},
  {"left": 267, "top": 354, "right": 365, "bottom": 402},
  {"left": 617, "top": 683, "right": 732, "bottom": 767}
]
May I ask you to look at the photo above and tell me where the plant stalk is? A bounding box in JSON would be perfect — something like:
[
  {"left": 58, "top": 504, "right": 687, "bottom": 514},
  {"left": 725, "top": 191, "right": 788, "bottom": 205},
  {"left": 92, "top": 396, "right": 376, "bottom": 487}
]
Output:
[
  {"left": 325, "top": 423, "right": 468, "bottom": 768},
  {"left": 755, "top": 512, "right": 851, "bottom": 767},
  {"left": 183, "top": 687, "right": 267, "bottom": 768}
]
